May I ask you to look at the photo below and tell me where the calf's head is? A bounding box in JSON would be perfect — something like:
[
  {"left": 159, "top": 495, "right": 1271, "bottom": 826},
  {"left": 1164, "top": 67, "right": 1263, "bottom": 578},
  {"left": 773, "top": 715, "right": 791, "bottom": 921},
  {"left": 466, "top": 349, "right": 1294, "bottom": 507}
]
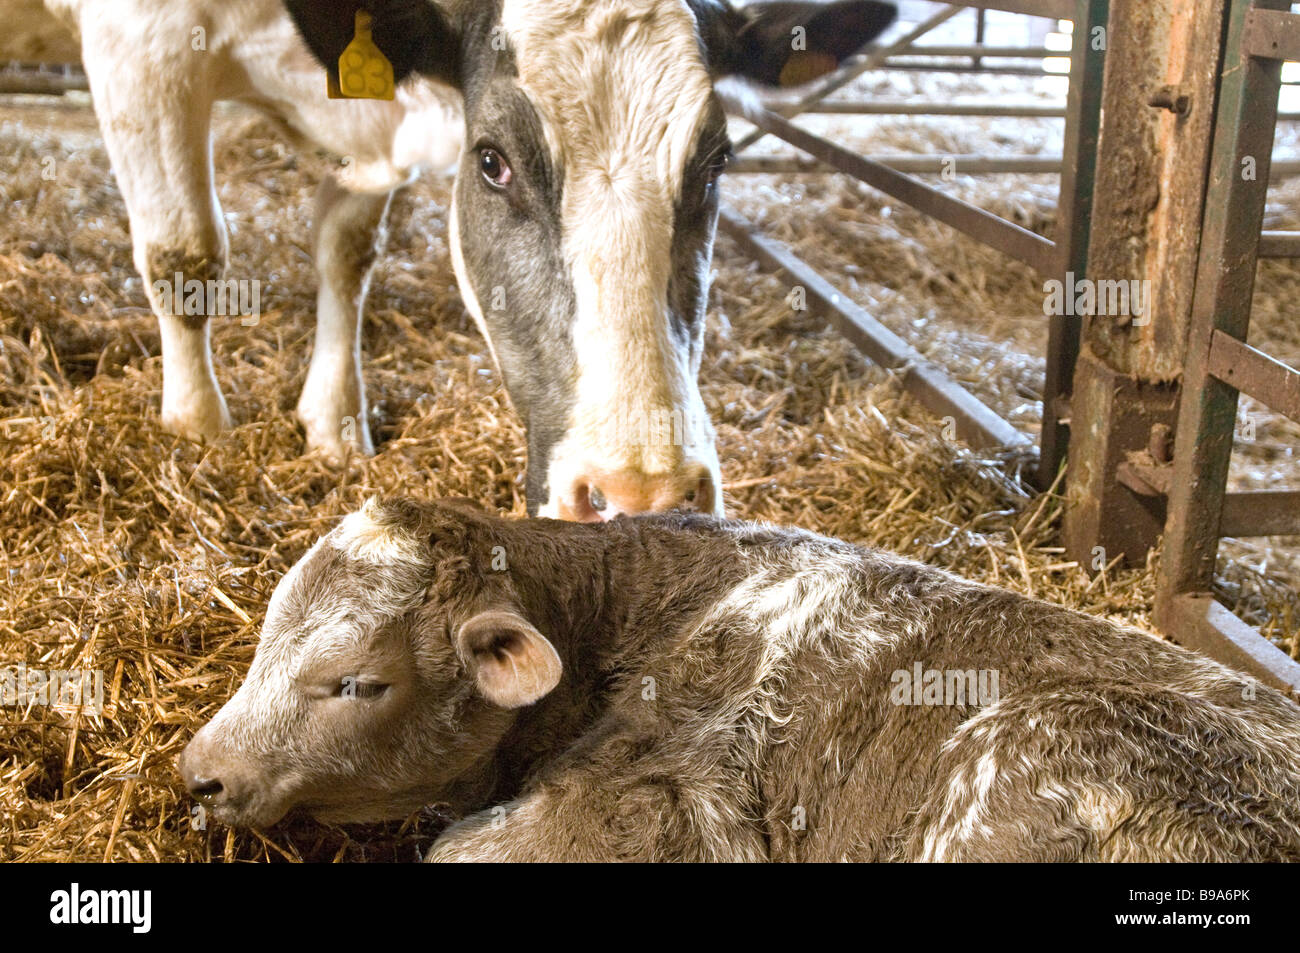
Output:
[
  {"left": 178, "top": 499, "right": 567, "bottom": 827},
  {"left": 285, "top": 0, "right": 896, "bottom": 520}
]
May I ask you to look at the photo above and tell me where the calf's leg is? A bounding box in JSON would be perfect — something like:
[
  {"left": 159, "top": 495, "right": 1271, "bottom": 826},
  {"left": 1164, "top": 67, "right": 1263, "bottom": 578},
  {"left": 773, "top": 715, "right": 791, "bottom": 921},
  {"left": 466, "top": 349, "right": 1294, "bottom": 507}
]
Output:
[
  {"left": 296, "top": 175, "right": 392, "bottom": 461},
  {"left": 426, "top": 756, "right": 768, "bottom": 862}
]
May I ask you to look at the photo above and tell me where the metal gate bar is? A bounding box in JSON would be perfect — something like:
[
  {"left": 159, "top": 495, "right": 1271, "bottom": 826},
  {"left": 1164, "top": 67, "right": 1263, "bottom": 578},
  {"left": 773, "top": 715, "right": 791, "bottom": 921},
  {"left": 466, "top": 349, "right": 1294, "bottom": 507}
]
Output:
[
  {"left": 727, "top": 154, "right": 1062, "bottom": 174},
  {"left": 718, "top": 208, "right": 1031, "bottom": 452},
  {"left": 0, "top": 62, "right": 86, "bottom": 95},
  {"left": 1207, "top": 332, "right": 1300, "bottom": 422},
  {"left": 730, "top": 154, "right": 1300, "bottom": 183},
  {"left": 787, "top": 102, "right": 1300, "bottom": 121},
  {"left": 1165, "top": 596, "right": 1300, "bottom": 696},
  {"left": 865, "top": 62, "right": 1067, "bottom": 75},
  {"left": 1118, "top": 461, "right": 1300, "bottom": 537},
  {"left": 1039, "top": 0, "right": 1107, "bottom": 489},
  {"left": 889, "top": 44, "right": 1058, "bottom": 56},
  {"left": 790, "top": 101, "right": 1070, "bottom": 116},
  {"left": 732, "top": 105, "right": 1059, "bottom": 273},
  {"left": 943, "top": 0, "right": 1073, "bottom": 16},
  {"left": 1220, "top": 493, "right": 1300, "bottom": 537},
  {"left": 797, "top": 101, "right": 1300, "bottom": 118}
]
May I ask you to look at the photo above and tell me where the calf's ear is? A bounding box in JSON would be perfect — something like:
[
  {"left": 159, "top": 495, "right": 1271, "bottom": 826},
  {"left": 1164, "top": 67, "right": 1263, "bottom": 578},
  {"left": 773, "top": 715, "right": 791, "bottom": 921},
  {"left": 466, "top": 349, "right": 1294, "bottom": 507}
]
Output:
[
  {"left": 692, "top": 0, "right": 898, "bottom": 87},
  {"left": 283, "top": 0, "right": 462, "bottom": 90},
  {"left": 455, "top": 610, "right": 562, "bottom": 708}
]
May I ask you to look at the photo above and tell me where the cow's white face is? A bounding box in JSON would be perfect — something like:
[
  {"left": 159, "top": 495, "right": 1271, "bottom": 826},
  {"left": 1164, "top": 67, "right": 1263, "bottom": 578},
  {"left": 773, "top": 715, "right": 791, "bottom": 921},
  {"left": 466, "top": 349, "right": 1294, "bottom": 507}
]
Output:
[
  {"left": 452, "top": 0, "right": 726, "bottom": 520},
  {"left": 286, "top": 0, "right": 897, "bottom": 518}
]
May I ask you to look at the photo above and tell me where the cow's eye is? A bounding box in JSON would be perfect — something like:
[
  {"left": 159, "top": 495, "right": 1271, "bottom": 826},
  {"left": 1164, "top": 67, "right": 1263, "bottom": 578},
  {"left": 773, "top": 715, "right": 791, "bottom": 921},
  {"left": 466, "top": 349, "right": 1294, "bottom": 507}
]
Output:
[
  {"left": 334, "top": 677, "right": 389, "bottom": 700},
  {"left": 706, "top": 151, "right": 730, "bottom": 186},
  {"left": 479, "top": 148, "right": 512, "bottom": 188}
]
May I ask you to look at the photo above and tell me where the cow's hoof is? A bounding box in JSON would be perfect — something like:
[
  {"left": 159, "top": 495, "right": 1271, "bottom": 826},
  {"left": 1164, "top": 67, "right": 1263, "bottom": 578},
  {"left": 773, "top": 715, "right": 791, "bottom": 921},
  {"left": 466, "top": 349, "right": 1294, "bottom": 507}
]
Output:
[
  {"left": 161, "top": 392, "right": 233, "bottom": 444},
  {"left": 297, "top": 405, "right": 375, "bottom": 464}
]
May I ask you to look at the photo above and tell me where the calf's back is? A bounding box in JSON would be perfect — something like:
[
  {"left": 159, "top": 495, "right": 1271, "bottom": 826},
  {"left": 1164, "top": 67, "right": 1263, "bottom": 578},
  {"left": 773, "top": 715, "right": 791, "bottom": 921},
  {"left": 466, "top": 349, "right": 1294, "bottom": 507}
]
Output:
[{"left": 537, "top": 519, "right": 1300, "bottom": 861}]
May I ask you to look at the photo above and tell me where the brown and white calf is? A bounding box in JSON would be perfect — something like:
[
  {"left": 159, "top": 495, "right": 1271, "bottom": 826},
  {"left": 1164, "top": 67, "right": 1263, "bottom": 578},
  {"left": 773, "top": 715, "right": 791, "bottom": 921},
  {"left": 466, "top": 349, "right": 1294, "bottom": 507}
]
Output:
[
  {"left": 180, "top": 498, "right": 1300, "bottom": 861},
  {"left": 47, "top": 0, "right": 896, "bottom": 517}
]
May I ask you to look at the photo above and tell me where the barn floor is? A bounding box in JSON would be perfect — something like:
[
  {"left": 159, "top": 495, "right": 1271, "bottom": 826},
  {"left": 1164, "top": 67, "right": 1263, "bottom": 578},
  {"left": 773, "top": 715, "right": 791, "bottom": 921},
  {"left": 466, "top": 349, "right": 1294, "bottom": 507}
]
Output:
[{"left": 1, "top": 66, "right": 1298, "bottom": 861}]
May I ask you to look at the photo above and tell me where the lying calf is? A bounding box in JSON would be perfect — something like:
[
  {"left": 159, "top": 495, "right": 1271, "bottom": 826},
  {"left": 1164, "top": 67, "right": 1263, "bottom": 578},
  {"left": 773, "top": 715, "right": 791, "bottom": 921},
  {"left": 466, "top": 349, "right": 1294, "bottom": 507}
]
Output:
[{"left": 179, "top": 498, "right": 1300, "bottom": 861}]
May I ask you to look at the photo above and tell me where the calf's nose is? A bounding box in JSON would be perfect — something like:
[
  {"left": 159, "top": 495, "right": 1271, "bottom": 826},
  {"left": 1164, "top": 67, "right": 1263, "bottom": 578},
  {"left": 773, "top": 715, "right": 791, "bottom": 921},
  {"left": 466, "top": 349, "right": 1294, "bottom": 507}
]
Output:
[
  {"left": 564, "top": 463, "right": 717, "bottom": 521},
  {"left": 186, "top": 773, "right": 224, "bottom": 800},
  {"left": 178, "top": 736, "right": 238, "bottom": 807}
]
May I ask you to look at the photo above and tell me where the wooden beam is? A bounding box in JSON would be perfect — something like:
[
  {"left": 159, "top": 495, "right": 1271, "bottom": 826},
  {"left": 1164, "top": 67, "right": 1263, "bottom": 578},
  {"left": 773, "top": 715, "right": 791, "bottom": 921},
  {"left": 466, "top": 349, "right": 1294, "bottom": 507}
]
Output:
[{"left": 1064, "top": 0, "right": 1233, "bottom": 568}]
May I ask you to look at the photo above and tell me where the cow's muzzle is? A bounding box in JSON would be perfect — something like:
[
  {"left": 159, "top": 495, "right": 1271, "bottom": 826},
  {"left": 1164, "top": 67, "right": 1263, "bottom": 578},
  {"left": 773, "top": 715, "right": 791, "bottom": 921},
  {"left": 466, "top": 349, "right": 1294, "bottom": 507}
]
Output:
[{"left": 553, "top": 461, "right": 718, "bottom": 522}]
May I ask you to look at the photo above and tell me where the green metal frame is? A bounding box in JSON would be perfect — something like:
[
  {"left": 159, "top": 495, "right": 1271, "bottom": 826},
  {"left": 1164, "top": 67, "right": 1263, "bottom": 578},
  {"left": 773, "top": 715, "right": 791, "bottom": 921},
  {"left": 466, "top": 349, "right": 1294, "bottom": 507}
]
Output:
[{"left": 1156, "top": 0, "right": 1300, "bottom": 696}]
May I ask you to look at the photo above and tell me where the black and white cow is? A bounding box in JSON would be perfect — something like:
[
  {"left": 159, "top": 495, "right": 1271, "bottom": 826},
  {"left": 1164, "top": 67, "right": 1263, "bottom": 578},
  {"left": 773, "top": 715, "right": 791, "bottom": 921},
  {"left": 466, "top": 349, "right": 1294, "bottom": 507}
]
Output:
[{"left": 49, "top": 0, "right": 896, "bottom": 516}]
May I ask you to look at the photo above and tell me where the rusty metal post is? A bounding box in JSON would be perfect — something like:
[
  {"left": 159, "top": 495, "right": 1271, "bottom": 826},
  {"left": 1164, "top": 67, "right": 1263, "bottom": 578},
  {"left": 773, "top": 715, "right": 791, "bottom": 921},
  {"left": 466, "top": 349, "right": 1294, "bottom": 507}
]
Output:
[{"left": 1061, "top": 0, "right": 1232, "bottom": 567}]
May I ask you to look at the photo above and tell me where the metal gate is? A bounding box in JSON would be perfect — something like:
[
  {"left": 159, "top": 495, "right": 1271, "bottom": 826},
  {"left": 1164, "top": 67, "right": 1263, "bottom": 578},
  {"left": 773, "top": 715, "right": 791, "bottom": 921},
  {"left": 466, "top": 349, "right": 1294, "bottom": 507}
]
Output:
[
  {"left": 1156, "top": 0, "right": 1300, "bottom": 695},
  {"left": 720, "top": 0, "right": 1300, "bottom": 695},
  {"left": 721, "top": 0, "right": 1103, "bottom": 483}
]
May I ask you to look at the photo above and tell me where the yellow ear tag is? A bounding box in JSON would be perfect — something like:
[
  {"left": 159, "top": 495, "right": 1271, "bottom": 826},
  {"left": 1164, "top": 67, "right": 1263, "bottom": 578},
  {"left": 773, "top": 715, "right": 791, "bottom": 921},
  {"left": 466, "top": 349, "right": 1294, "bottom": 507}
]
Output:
[{"left": 328, "top": 10, "right": 395, "bottom": 101}]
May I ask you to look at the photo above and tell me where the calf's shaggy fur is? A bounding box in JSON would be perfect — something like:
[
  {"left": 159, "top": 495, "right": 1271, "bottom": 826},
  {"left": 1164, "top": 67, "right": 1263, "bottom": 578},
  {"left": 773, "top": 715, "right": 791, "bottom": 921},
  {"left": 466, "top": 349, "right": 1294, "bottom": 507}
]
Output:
[{"left": 180, "top": 499, "right": 1300, "bottom": 861}]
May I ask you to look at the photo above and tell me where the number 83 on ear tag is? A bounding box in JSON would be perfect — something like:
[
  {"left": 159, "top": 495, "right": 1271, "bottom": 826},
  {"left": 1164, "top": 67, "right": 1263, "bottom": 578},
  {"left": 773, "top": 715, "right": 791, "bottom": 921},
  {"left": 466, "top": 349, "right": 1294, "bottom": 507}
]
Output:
[{"left": 328, "top": 10, "right": 395, "bottom": 101}]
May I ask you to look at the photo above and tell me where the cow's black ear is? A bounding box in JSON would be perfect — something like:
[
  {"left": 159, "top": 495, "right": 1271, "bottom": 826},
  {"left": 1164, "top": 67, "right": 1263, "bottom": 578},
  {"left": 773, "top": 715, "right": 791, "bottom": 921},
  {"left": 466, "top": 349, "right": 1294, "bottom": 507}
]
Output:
[
  {"left": 693, "top": 0, "right": 897, "bottom": 87},
  {"left": 283, "top": 0, "right": 462, "bottom": 90}
]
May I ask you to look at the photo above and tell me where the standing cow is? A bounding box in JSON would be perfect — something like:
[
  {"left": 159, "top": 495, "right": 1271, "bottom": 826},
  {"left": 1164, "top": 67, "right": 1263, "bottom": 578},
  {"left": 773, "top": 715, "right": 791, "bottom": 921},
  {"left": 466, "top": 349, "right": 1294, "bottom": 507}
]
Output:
[
  {"left": 179, "top": 498, "right": 1300, "bottom": 861},
  {"left": 45, "top": 0, "right": 897, "bottom": 517}
]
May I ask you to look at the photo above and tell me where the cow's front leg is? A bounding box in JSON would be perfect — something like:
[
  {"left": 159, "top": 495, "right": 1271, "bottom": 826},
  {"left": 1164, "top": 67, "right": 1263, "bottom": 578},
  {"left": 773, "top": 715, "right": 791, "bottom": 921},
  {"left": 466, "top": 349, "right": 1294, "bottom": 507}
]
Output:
[
  {"left": 297, "top": 175, "right": 392, "bottom": 461},
  {"left": 81, "top": 30, "right": 232, "bottom": 443}
]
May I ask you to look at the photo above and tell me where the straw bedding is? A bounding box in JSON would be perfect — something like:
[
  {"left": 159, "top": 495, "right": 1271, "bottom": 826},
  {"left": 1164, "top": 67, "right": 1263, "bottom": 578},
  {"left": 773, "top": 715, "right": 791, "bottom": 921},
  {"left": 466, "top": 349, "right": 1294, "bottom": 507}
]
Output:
[{"left": 1, "top": 69, "right": 1296, "bottom": 861}]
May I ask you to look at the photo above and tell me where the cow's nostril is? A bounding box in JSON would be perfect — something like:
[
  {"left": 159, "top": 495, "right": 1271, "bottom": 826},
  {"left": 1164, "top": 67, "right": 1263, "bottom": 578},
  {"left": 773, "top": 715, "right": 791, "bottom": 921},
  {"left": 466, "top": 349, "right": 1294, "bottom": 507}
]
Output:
[
  {"left": 189, "top": 776, "right": 224, "bottom": 800},
  {"left": 589, "top": 486, "right": 608, "bottom": 513}
]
